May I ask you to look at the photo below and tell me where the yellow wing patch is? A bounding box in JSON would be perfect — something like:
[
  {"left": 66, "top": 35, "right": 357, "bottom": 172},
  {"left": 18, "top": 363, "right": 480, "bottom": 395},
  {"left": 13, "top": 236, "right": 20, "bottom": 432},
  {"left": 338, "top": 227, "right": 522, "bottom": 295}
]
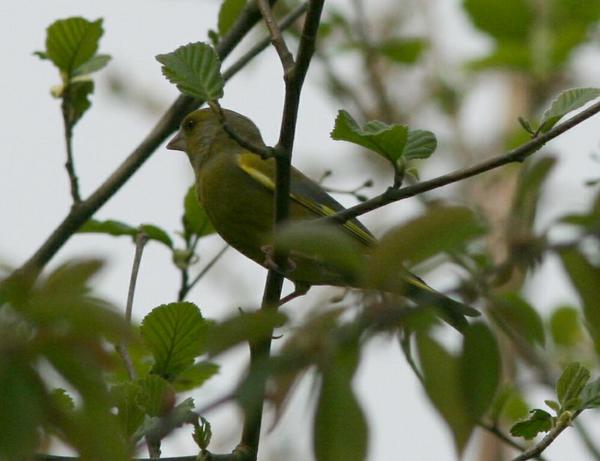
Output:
[{"left": 237, "top": 153, "right": 375, "bottom": 247}]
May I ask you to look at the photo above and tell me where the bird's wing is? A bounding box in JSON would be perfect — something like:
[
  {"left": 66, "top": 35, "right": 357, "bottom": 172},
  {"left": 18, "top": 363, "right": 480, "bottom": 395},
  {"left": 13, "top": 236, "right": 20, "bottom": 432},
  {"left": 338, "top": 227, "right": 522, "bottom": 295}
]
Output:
[{"left": 237, "top": 152, "right": 375, "bottom": 246}]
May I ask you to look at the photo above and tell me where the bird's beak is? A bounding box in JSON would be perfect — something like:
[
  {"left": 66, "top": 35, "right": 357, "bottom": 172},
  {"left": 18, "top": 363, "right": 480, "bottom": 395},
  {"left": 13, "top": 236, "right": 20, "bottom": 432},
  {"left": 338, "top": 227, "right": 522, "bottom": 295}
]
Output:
[{"left": 166, "top": 130, "right": 186, "bottom": 151}]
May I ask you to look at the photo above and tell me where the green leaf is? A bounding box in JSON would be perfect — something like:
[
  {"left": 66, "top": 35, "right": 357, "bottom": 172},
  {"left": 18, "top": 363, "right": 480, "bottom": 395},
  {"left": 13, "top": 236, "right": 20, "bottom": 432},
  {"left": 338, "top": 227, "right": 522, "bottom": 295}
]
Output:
[
  {"left": 193, "top": 417, "right": 212, "bottom": 450},
  {"left": 404, "top": 130, "right": 437, "bottom": 160},
  {"left": 156, "top": 42, "right": 224, "bottom": 101},
  {"left": 559, "top": 249, "right": 600, "bottom": 349},
  {"left": 377, "top": 38, "right": 426, "bottom": 64},
  {"left": 218, "top": 0, "right": 246, "bottom": 36},
  {"left": 137, "top": 375, "right": 175, "bottom": 417},
  {"left": 314, "top": 343, "right": 368, "bottom": 461},
  {"left": 45, "top": 17, "right": 104, "bottom": 77},
  {"left": 460, "top": 323, "right": 501, "bottom": 420},
  {"left": 140, "top": 302, "right": 209, "bottom": 380},
  {"left": 331, "top": 110, "right": 408, "bottom": 165},
  {"left": 550, "top": 306, "right": 582, "bottom": 348},
  {"left": 370, "top": 206, "right": 484, "bottom": 288},
  {"left": 417, "top": 334, "right": 474, "bottom": 454},
  {"left": 139, "top": 224, "right": 173, "bottom": 248},
  {"left": 580, "top": 378, "right": 600, "bottom": 409},
  {"left": 51, "top": 388, "right": 75, "bottom": 413},
  {"left": 491, "top": 293, "right": 545, "bottom": 347},
  {"left": 539, "top": 88, "right": 600, "bottom": 133},
  {"left": 74, "top": 54, "right": 111, "bottom": 76},
  {"left": 173, "top": 361, "right": 219, "bottom": 392},
  {"left": 556, "top": 362, "right": 590, "bottom": 410},
  {"left": 463, "top": 0, "right": 534, "bottom": 42},
  {"left": 544, "top": 399, "right": 561, "bottom": 414},
  {"left": 510, "top": 409, "right": 553, "bottom": 440},
  {"left": 67, "top": 79, "right": 94, "bottom": 126},
  {"left": 79, "top": 219, "right": 173, "bottom": 248},
  {"left": 111, "top": 382, "right": 145, "bottom": 437},
  {"left": 134, "top": 398, "right": 197, "bottom": 442},
  {"left": 183, "top": 186, "right": 215, "bottom": 239}
]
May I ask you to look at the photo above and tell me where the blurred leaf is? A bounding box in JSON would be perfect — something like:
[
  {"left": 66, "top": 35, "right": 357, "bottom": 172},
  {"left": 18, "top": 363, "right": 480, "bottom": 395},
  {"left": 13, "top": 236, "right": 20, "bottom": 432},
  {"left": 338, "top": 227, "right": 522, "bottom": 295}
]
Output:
[
  {"left": 43, "top": 17, "right": 104, "bottom": 77},
  {"left": 550, "top": 306, "right": 582, "bottom": 348},
  {"left": 539, "top": 88, "right": 600, "bottom": 133},
  {"left": 156, "top": 42, "right": 224, "bottom": 101},
  {"left": 67, "top": 79, "right": 94, "bottom": 126},
  {"left": 0, "top": 358, "right": 46, "bottom": 460},
  {"left": 140, "top": 302, "right": 208, "bottom": 379},
  {"left": 463, "top": 0, "right": 533, "bottom": 42},
  {"left": 404, "top": 130, "right": 438, "bottom": 160},
  {"left": 370, "top": 206, "right": 484, "bottom": 287},
  {"left": 74, "top": 53, "right": 111, "bottom": 76},
  {"left": 112, "top": 382, "right": 145, "bottom": 437},
  {"left": 276, "top": 222, "right": 368, "bottom": 285},
  {"left": 137, "top": 375, "right": 175, "bottom": 417},
  {"left": 183, "top": 185, "right": 215, "bottom": 239},
  {"left": 51, "top": 388, "right": 75, "bottom": 413},
  {"left": 556, "top": 362, "right": 590, "bottom": 411},
  {"left": 377, "top": 38, "right": 426, "bottom": 64},
  {"left": 460, "top": 323, "right": 501, "bottom": 420},
  {"left": 79, "top": 219, "right": 173, "bottom": 248},
  {"left": 204, "top": 310, "right": 287, "bottom": 356},
  {"left": 545, "top": 399, "right": 561, "bottom": 414},
  {"left": 559, "top": 249, "right": 600, "bottom": 349},
  {"left": 193, "top": 416, "right": 212, "bottom": 450},
  {"left": 417, "top": 334, "right": 474, "bottom": 454},
  {"left": 173, "top": 361, "right": 219, "bottom": 392},
  {"left": 314, "top": 342, "right": 367, "bottom": 461},
  {"left": 489, "top": 385, "right": 529, "bottom": 423},
  {"left": 491, "top": 292, "right": 545, "bottom": 347},
  {"left": 218, "top": 0, "right": 246, "bottom": 36},
  {"left": 580, "top": 378, "right": 600, "bottom": 409},
  {"left": 331, "top": 110, "right": 408, "bottom": 166},
  {"left": 468, "top": 41, "right": 531, "bottom": 71},
  {"left": 510, "top": 409, "right": 553, "bottom": 440},
  {"left": 134, "top": 398, "right": 197, "bottom": 442}
]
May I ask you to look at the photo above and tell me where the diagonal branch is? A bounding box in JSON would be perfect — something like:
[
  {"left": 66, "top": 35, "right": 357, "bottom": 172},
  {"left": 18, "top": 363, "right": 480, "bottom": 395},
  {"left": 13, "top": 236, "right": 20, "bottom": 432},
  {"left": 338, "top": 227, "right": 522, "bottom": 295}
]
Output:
[
  {"left": 328, "top": 99, "right": 600, "bottom": 225},
  {"left": 257, "top": 0, "right": 295, "bottom": 72}
]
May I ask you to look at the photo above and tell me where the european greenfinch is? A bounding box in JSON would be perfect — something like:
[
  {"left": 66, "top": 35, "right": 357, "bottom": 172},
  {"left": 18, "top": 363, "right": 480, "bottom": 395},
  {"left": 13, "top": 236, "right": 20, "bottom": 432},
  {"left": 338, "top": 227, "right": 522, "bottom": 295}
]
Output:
[{"left": 167, "top": 108, "right": 479, "bottom": 331}]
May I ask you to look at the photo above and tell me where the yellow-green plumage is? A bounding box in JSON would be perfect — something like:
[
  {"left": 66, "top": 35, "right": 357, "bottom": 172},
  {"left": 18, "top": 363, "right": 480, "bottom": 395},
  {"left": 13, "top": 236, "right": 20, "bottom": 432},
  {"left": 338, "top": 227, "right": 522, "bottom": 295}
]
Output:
[{"left": 168, "top": 108, "right": 479, "bottom": 331}]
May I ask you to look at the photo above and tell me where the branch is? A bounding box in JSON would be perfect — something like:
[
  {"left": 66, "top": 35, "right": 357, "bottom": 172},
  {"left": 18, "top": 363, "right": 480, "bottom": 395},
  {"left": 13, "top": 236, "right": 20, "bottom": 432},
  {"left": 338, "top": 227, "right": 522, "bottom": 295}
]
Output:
[
  {"left": 257, "top": 0, "right": 295, "bottom": 72},
  {"left": 478, "top": 423, "right": 548, "bottom": 461},
  {"left": 240, "top": 0, "right": 325, "bottom": 457},
  {"left": 512, "top": 410, "right": 582, "bottom": 461},
  {"left": 61, "top": 87, "right": 82, "bottom": 204},
  {"left": 179, "top": 243, "right": 229, "bottom": 301},
  {"left": 329, "top": 99, "right": 600, "bottom": 224},
  {"left": 17, "top": 1, "right": 276, "bottom": 278}
]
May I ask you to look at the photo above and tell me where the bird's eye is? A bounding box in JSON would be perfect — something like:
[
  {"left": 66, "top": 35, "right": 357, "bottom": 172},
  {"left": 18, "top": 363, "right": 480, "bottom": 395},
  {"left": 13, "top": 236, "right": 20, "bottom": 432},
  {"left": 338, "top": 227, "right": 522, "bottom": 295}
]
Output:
[{"left": 184, "top": 119, "right": 196, "bottom": 130}]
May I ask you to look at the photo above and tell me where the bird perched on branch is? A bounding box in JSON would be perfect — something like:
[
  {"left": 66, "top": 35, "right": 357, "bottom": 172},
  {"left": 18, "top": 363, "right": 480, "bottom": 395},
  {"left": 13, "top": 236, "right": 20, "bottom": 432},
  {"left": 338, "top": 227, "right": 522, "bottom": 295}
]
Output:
[{"left": 167, "top": 108, "right": 479, "bottom": 331}]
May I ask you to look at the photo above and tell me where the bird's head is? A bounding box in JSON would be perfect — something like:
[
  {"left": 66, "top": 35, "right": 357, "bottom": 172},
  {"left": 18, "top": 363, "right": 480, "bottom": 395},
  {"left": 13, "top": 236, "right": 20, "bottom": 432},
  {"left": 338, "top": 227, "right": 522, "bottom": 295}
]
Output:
[{"left": 167, "top": 108, "right": 265, "bottom": 170}]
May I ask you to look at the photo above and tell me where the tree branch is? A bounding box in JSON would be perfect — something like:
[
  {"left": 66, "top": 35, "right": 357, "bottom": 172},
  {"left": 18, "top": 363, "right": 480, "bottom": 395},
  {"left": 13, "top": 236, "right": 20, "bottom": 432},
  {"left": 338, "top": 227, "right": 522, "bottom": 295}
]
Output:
[
  {"left": 17, "top": 1, "right": 277, "bottom": 278},
  {"left": 61, "top": 87, "right": 82, "bottom": 204},
  {"left": 257, "top": 0, "right": 295, "bottom": 72},
  {"left": 179, "top": 243, "right": 229, "bottom": 301},
  {"left": 328, "top": 99, "right": 600, "bottom": 225},
  {"left": 478, "top": 423, "right": 548, "bottom": 461}
]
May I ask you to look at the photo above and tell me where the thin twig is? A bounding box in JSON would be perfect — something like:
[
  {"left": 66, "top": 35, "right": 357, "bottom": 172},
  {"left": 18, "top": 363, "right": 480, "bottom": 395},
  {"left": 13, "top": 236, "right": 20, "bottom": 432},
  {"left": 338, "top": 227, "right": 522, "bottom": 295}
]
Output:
[
  {"left": 179, "top": 244, "right": 229, "bottom": 301},
  {"left": 116, "top": 231, "right": 148, "bottom": 380},
  {"left": 513, "top": 410, "right": 582, "bottom": 461},
  {"left": 17, "top": 1, "right": 276, "bottom": 279},
  {"left": 328, "top": 99, "right": 600, "bottom": 225},
  {"left": 61, "top": 87, "right": 82, "bottom": 204},
  {"left": 257, "top": 0, "right": 295, "bottom": 72},
  {"left": 478, "top": 423, "right": 548, "bottom": 461}
]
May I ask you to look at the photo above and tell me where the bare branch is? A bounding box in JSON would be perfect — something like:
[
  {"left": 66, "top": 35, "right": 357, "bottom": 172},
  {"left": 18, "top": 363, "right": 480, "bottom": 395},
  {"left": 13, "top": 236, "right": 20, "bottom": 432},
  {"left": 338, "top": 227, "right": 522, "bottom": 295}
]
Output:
[
  {"left": 61, "top": 88, "right": 82, "bottom": 204},
  {"left": 179, "top": 244, "right": 229, "bottom": 301},
  {"left": 257, "top": 0, "right": 295, "bottom": 72},
  {"left": 478, "top": 423, "right": 548, "bottom": 461}
]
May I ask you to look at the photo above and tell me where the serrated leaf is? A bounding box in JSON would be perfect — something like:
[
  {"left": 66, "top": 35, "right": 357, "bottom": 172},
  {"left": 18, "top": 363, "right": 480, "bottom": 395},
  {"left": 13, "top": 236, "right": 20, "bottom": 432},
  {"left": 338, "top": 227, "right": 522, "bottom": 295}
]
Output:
[
  {"left": 314, "top": 343, "right": 367, "bottom": 461},
  {"left": 404, "top": 129, "right": 437, "bottom": 160},
  {"left": 460, "top": 323, "right": 501, "bottom": 420},
  {"left": 193, "top": 416, "right": 212, "bottom": 450},
  {"left": 417, "top": 334, "right": 475, "bottom": 454},
  {"left": 156, "top": 42, "right": 224, "bottom": 101},
  {"left": 140, "top": 302, "right": 209, "bottom": 379},
  {"left": 218, "top": 0, "right": 246, "bottom": 36},
  {"left": 183, "top": 186, "right": 215, "bottom": 239},
  {"left": 45, "top": 17, "right": 104, "bottom": 77},
  {"left": 556, "top": 362, "right": 590, "bottom": 409},
  {"left": 580, "top": 378, "right": 600, "bottom": 409},
  {"left": 510, "top": 409, "right": 553, "bottom": 440},
  {"left": 377, "top": 37, "right": 426, "bottom": 64},
  {"left": 74, "top": 54, "right": 111, "bottom": 76},
  {"left": 550, "top": 306, "right": 582, "bottom": 348},
  {"left": 331, "top": 110, "right": 408, "bottom": 165},
  {"left": 491, "top": 293, "right": 545, "bottom": 347},
  {"left": 540, "top": 88, "right": 600, "bottom": 133}
]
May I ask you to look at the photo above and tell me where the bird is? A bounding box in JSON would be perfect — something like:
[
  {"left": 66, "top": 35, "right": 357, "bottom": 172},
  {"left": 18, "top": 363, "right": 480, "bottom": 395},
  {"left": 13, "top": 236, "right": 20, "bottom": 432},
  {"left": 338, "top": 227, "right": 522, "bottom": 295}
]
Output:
[{"left": 167, "top": 107, "right": 479, "bottom": 331}]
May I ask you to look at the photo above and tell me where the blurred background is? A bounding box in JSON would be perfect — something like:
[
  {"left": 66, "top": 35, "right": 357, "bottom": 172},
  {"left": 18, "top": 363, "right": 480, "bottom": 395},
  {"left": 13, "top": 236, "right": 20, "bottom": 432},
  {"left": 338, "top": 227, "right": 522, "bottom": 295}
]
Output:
[{"left": 2, "top": 0, "right": 600, "bottom": 459}]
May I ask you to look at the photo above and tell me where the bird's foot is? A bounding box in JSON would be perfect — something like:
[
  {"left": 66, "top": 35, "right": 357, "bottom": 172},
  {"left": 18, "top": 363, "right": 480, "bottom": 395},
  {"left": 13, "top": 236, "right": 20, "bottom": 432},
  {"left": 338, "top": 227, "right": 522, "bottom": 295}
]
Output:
[{"left": 261, "top": 245, "right": 297, "bottom": 275}]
